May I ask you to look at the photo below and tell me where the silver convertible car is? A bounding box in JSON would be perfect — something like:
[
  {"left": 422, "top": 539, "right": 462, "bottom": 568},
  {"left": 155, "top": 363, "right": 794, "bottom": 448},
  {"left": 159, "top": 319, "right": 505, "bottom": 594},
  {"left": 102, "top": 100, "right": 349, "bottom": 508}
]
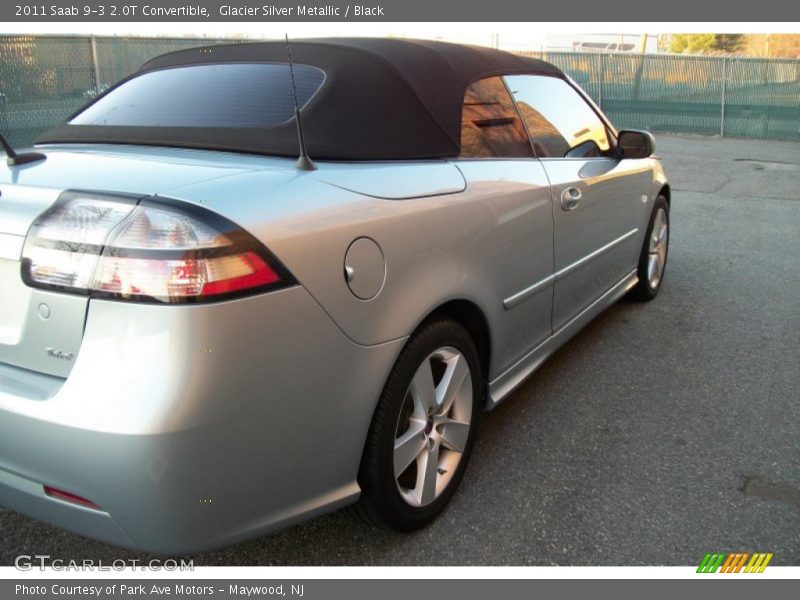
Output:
[{"left": 0, "top": 39, "right": 669, "bottom": 554}]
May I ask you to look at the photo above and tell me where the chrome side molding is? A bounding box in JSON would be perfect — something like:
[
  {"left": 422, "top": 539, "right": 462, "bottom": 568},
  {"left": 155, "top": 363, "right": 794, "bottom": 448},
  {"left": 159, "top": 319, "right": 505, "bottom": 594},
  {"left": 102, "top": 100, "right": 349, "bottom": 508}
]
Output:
[
  {"left": 555, "top": 228, "right": 638, "bottom": 280},
  {"left": 503, "top": 228, "right": 638, "bottom": 311},
  {"left": 503, "top": 274, "right": 555, "bottom": 310},
  {"left": 490, "top": 269, "right": 639, "bottom": 407}
]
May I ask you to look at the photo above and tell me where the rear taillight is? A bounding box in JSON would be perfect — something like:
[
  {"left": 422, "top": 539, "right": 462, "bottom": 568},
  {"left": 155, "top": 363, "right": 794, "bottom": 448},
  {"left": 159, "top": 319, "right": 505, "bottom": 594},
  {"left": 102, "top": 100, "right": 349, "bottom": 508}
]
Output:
[{"left": 22, "top": 191, "right": 295, "bottom": 303}]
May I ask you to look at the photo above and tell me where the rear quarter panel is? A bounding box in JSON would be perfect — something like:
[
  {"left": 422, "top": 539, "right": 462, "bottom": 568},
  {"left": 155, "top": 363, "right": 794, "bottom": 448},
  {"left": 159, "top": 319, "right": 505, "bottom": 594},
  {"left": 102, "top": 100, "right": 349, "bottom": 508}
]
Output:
[{"left": 165, "top": 159, "right": 554, "bottom": 379}]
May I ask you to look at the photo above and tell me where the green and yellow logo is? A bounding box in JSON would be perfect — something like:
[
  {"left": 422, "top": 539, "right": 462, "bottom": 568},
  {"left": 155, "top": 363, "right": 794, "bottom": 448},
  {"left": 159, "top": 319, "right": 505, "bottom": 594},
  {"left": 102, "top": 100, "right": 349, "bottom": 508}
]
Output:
[{"left": 697, "top": 552, "right": 773, "bottom": 573}]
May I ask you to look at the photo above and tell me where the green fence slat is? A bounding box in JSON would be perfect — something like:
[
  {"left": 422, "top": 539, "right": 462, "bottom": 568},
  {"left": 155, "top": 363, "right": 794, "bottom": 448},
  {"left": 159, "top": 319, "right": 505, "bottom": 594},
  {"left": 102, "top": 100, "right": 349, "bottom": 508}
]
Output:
[{"left": 515, "top": 49, "right": 798, "bottom": 142}]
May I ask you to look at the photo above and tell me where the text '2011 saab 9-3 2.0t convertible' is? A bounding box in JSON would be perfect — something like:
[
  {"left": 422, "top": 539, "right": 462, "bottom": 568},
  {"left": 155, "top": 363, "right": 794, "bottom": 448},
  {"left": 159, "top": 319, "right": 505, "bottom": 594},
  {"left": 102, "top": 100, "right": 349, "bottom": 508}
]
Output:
[{"left": 0, "top": 38, "right": 670, "bottom": 554}]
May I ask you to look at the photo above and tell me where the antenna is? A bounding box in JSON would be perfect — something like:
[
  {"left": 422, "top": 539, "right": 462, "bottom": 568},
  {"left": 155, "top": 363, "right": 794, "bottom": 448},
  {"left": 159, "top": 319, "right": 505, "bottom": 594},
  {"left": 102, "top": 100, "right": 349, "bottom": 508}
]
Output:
[
  {"left": 0, "top": 132, "right": 46, "bottom": 166},
  {"left": 285, "top": 35, "right": 316, "bottom": 172}
]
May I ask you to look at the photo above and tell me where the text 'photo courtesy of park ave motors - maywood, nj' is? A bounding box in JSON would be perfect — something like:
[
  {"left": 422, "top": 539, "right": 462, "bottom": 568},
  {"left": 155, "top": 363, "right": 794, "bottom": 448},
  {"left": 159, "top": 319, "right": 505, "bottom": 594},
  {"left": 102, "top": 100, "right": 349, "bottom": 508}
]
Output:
[{"left": 15, "top": 584, "right": 304, "bottom": 597}]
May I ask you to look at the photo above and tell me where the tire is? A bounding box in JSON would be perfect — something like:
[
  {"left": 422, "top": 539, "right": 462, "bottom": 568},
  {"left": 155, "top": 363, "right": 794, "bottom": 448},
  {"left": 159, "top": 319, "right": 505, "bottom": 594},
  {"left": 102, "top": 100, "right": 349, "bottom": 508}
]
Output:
[
  {"left": 630, "top": 194, "right": 670, "bottom": 301},
  {"left": 353, "top": 318, "right": 483, "bottom": 531}
]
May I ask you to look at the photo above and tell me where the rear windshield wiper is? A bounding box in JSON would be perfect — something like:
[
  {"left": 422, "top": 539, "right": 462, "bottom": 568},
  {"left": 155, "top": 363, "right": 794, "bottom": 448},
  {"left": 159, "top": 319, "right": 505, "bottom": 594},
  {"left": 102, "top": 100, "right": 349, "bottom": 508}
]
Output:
[{"left": 0, "top": 132, "right": 46, "bottom": 166}]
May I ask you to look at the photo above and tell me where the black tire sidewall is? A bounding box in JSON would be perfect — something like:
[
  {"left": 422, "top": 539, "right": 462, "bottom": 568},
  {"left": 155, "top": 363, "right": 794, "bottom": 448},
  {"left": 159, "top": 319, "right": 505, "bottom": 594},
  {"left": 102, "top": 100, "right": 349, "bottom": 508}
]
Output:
[
  {"left": 635, "top": 195, "right": 670, "bottom": 299},
  {"left": 358, "top": 319, "right": 483, "bottom": 531}
]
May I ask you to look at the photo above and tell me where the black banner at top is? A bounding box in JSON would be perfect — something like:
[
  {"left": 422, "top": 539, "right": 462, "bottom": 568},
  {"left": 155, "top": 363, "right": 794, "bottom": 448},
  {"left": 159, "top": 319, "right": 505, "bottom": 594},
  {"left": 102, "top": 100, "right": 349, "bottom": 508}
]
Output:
[{"left": 2, "top": 0, "right": 798, "bottom": 22}]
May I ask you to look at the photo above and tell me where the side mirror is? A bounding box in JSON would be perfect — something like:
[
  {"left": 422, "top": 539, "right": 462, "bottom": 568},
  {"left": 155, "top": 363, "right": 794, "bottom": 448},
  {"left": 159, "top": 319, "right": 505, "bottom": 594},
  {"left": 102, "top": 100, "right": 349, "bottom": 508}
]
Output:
[{"left": 617, "top": 130, "right": 655, "bottom": 159}]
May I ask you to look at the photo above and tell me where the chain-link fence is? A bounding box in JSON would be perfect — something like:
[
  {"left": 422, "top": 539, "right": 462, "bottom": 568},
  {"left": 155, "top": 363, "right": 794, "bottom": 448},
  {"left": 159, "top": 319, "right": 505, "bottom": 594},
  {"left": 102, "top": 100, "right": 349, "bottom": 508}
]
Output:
[
  {"left": 522, "top": 51, "right": 800, "bottom": 141},
  {"left": 1, "top": 35, "right": 799, "bottom": 148},
  {"left": 0, "top": 35, "right": 231, "bottom": 147}
]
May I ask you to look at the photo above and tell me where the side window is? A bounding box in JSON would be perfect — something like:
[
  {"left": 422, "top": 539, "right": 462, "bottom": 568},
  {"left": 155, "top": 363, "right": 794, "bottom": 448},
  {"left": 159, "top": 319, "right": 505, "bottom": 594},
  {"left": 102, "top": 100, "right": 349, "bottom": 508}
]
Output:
[
  {"left": 503, "top": 75, "right": 611, "bottom": 158},
  {"left": 459, "top": 76, "right": 533, "bottom": 159}
]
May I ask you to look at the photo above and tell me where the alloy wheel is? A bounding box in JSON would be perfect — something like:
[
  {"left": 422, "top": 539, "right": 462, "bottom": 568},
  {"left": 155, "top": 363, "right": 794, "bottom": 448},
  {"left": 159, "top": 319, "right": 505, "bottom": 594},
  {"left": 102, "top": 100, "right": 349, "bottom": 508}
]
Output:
[
  {"left": 393, "top": 346, "right": 473, "bottom": 507},
  {"left": 647, "top": 207, "right": 668, "bottom": 289}
]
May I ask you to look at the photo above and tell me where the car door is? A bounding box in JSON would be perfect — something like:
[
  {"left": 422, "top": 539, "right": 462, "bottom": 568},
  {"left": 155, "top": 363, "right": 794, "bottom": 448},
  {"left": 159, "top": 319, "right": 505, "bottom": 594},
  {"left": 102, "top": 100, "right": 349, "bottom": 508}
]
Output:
[
  {"left": 504, "top": 74, "right": 650, "bottom": 331},
  {"left": 453, "top": 76, "right": 555, "bottom": 376}
]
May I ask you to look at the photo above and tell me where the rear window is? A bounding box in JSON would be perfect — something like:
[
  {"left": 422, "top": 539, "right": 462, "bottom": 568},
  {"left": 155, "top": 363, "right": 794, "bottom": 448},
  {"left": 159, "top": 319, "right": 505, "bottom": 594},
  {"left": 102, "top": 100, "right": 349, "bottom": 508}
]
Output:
[{"left": 70, "top": 63, "right": 325, "bottom": 128}]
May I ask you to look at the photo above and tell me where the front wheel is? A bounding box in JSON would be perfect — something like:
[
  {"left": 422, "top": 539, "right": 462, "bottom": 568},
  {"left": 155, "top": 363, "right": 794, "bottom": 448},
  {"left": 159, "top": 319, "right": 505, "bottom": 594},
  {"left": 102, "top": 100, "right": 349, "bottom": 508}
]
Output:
[
  {"left": 630, "top": 195, "right": 670, "bottom": 301},
  {"left": 353, "top": 318, "right": 482, "bottom": 531}
]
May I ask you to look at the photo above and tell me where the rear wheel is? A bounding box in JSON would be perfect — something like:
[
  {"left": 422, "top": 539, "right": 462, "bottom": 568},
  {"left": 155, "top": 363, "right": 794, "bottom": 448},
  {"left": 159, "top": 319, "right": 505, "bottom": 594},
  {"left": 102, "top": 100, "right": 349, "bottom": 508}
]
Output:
[
  {"left": 354, "top": 318, "right": 482, "bottom": 531},
  {"left": 630, "top": 195, "right": 669, "bottom": 301}
]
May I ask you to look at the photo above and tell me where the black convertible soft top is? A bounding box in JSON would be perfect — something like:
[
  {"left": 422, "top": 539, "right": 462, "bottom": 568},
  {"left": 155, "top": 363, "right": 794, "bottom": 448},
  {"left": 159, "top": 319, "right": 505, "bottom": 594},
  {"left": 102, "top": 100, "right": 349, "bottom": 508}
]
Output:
[{"left": 37, "top": 38, "right": 565, "bottom": 160}]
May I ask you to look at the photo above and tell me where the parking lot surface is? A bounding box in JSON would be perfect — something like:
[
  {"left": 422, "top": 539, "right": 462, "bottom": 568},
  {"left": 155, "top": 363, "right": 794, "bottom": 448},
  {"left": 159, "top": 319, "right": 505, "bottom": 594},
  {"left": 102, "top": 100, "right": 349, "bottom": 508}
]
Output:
[{"left": 1, "top": 134, "right": 798, "bottom": 565}]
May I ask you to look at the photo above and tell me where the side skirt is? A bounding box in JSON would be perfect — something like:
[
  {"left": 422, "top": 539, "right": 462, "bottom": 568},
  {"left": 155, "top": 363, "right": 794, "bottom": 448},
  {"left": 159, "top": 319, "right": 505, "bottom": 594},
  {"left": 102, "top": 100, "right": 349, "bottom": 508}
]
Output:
[{"left": 487, "top": 269, "right": 639, "bottom": 408}]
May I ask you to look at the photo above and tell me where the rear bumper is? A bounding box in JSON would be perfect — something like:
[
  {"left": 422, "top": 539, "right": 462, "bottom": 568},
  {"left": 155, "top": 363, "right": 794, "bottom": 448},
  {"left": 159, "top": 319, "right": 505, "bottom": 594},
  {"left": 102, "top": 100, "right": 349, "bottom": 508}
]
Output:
[
  {"left": 0, "top": 464, "right": 136, "bottom": 550},
  {"left": 0, "top": 285, "right": 405, "bottom": 554}
]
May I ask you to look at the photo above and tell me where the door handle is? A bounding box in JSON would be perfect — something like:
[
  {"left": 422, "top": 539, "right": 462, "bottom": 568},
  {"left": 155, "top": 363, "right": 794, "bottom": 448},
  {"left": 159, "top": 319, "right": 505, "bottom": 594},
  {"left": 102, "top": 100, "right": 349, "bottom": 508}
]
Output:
[{"left": 560, "top": 187, "right": 582, "bottom": 211}]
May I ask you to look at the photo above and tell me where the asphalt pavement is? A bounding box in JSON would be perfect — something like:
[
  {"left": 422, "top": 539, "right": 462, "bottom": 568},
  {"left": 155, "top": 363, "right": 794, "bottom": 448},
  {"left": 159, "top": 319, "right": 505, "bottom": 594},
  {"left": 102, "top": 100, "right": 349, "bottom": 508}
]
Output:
[{"left": 1, "top": 134, "right": 798, "bottom": 566}]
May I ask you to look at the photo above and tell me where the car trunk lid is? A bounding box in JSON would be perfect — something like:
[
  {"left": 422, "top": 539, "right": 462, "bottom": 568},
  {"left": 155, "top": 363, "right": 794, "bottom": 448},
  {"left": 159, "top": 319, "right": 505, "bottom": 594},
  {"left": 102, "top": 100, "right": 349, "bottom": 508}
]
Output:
[
  {"left": 0, "top": 145, "right": 263, "bottom": 379},
  {"left": 0, "top": 185, "right": 87, "bottom": 378}
]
